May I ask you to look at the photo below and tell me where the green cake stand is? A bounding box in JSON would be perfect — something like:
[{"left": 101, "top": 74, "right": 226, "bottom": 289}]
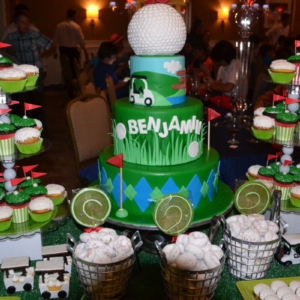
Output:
[{"left": 106, "top": 181, "right": 233, "bottom": 230}]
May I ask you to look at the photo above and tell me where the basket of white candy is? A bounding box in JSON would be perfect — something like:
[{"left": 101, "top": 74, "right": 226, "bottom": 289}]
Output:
[
  {"left": 222, "top": 213, "right": 281, "bottom": 280},
  {"left": 156, "top": 218, "right": 227, "bottom": 300},
  {"left": 67, "top": 228, "right": 142, "bottom": 300}
]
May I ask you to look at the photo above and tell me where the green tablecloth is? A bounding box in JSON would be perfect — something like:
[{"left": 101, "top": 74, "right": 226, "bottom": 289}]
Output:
[{"left": 0, "top": 217, "right": 299, "bottom": 300}]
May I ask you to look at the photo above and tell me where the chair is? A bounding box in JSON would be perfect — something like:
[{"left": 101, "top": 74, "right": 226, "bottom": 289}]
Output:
[
  {"left": 106, "top": 74, "right": 117, "bottom": 113},
  {"left": 66, "top": 94, "right": 112, "bottom": 185}
]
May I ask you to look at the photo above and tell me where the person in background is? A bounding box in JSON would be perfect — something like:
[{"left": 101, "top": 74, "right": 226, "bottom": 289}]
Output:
[
  {"left": 53, "top": 9, "right": 88, "bottom": 78},
  {"left": 1, "top": 3, "right": 39, "bottom": 41},
  {"left": 266, "top": 12, "right": 291, "bottom": 46},
  {"left": 4, "top": 11, "right": 56, "bottom": 137},
  {"left": 179, "top": 35, "right": 196, "bottom": 69},
  {"left": 201, "top": 40, "right": 237, "bottom": 110},
  {"left": 93, "top": 42, "right": 128, "bottom": 104},
  {"left": 203, "top": 30, "right": 212, "bottom": 50},
  {"left": 258, "top": 44, "right": 275, "bottom": 68}
]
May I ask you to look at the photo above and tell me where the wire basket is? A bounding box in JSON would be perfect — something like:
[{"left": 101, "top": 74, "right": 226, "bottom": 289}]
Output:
[
  {"left": 67, "top": 232, "right": 142, "bottom": 300},
  {"left": 156, "top": 241, "right": 227, "bottom": 300},
  {"left": 223, "top": 229, "right": 281, "bottom": 280}
]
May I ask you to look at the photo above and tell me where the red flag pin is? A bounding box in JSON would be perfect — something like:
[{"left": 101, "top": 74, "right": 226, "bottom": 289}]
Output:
[
  {"left": 10, "top": 178, "right": 26, "bottom": 186},
  {"left": 207, "top": 108, "right": 221, "bottom": 151},
  {"left": 0, "top": 109, "right": 12, "bottom": 115},
  {"left": 285, "top": 97, "right": 300, "bottom": 105},
  {"left": 107, "top": 154, "right": 123, "bottom": 168},
  {"left": 9, "top": 101, "right": 19, "bottom": 105},
  {"left": 0, "top": 42, "right": 11, "bottom": 48},
  {"left": 31, "top": 171, "right": 47, "bottom": 178},
  {"left": 267, "top": 154, "right": 277, "bottom": 161},
  {"left": 22, "top": 165, "right": 38, "bottom": 175},
  {"left": 295, "top": 40, "right": 300, "bottom": 48},
  {"left": 0, "top": 178, "right": 6, "bottom": 182},
  {"left": 284, "top": 160, "right": 294, "bottom": 166}
]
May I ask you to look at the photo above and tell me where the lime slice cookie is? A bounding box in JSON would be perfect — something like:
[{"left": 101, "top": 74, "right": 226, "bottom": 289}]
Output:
[
  {"left": 70, "top": 187, "right": 111, "bottom": 227},
  {"left": 234, "top": 181, "right": 270, "bottom": 215},
  {"left": 154, "top": 193, "right": 194, "bottom": 236}
]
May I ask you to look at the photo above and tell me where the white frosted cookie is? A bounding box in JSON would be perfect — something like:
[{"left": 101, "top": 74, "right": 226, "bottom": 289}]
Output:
[
  {"left": 212, "top": 245, "right": 224, "bottom": 260},
  {"left": 176, "top": 234, "right": 189, "bottom": 245},
  {"left": 93, "top": 254, "right": 111, "bottom": 264},
  {"left": 242, "top": 229, "right": 261, "bottom": 242},
  {"left": 184, "top": 243, "right": 205, "bottom": 260},
  {"left": 85, "top": 240, "right": 105, "bottom": 249},
  {"left": 265, "top": 296, "right": 280, "bottom": 300},
  {"left": 99, "top": 228, "right": 118, "bottom": 236},
  {"left": 248, "top": 214, "right": 265, "bottom": 223},
  {"left": 236, "top": 215, "right": 252, "bottom": 230},
  {"left": 289, "top": 280, "right": 300, "bottom": 292},
  {"left": 164, "top": 244, "right": 181, "bottom": 264},
  {"left": 98, "top": 233, "right": 115, "bottom": 244},
  {"left": 176, "top": 253, "right": 197, "bottom": 271},
  {"left": 282, "top": 294, "right": 299, "bottom": 300},
  {"left": 254, "top": 283, "right": 270, "bottom": 297},
  {"left": 95, "top": 245, "right": 116, "bottom": 258},
  {"left": 228, "top": 221, "right": 241, "bottom": 237},
  {"left": 264, "top": 230, "right": 278, "bottom": 242},
  {"left": 271, "top": 280, "right": 288, "bottom": 293},
  {"left": 195, "top": 260, "right": 207, "bottom": 271},
  {"left": 252, "top": 220, "right": 269, "bottom": 236},
  {"left": 188, "top": 232, "right": 209, "bottom": 247},
  {"left": 113, "top": 236, "right": 132, "bottom": 253},
  {"left": 226, "top": 215, "right": 239, "bottom": 224},
  {"left": 265, "top": 221, "right": 279, "bottom": 233},
  {"left": 260, "top": 288, "right": 276, "bottom": 300},
  {"left": 203, "top": 251, "right": 220, "bottom": 269},
  {"left": 276, "top": 287, "right": 294, "bottom": 300},
  {"left": 202, "top": 242, "right": 212, "bottom": 253}
]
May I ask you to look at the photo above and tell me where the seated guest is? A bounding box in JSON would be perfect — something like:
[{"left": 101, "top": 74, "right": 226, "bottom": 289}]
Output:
[
  {"left": 178, "top": 35, "right": 195, "bottom": 69},
  {"left": 93, "top": 42, "right": 128, "bottom": 101},
  {"left": 258, "top": 44, "right": 275, "bottom": 68},
  {"left": 202, "top": 40, "right": 237, "bottom": 110}
]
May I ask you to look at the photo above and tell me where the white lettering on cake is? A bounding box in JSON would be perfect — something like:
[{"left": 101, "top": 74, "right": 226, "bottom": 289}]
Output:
[
  {"left": 158, "top": 122, "right": 169, "bottom": 138},
  {"left": 127, "top": 116, "right": 202, "bottom": 138},
  {"left": 137, "top": 119, "right": 147, "bottom": 134},
  {"left": 168, "top": 116, "right": 180, "bottom": 131},
  {"left": 128, "top": 120, "right": 138, "bottom": 134},
  {"left": 147, "top": 116, "right": 161, "bottom": 132}
]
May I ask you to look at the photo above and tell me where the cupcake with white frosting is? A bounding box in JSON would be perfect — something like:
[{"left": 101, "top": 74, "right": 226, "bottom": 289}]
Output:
[
  {"left": 34, "top": 119, "right": 43, "bottom": 132},
  {"left": 246, "top": 165, "right": 262, "bottom": 181},
  {"left": 15, "top": 127, "right": 43, "bottom": 154},
  {"left": 29, "top": 196, "right": 54, "bottom": 222},
  {"left": 269, "top": 59, "right": 296, "bottom": 84},
  {"left": 252, "top": 115, "right": 275, "bottom": 140},
  {"left": 14, "top": 64, "right": 39, "bottom": 87},
  {"left": 290, "top": 185, "right": 300, "bottom": 208},
  {"left": 254, "top": 107, "right": 266, "bottom": 117},
  {"left": 46, "top": 184, "right": 66, "bottom": 205},
  {"left": 0, "top": 68, "right": 27, "bottom": 92},
  {"left": 0, "top": 206, "right": 13, "bottom": 231}
]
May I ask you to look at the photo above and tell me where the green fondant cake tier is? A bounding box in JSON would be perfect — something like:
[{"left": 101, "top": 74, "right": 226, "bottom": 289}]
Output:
[
  {"left": 113, "top": 97, "right": 204, "bottom": 166},
  {"left": 99, "top": 145, "right": 220, "bottom": 219}
]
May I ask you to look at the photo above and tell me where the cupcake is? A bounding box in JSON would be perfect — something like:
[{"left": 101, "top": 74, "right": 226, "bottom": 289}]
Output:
[
  {"left": 290, "top": 166, "right": 300, "bottom": 176},
  {"left": 28, "top": 196, "right": 54, "bottom": 222},
  {"left": 258, "top": 166, "right": 275, "bottom": 181},
  {"left": 9, "top": 114, "right": 21, "bottom": 124},
  {"left": 263, "top": 106, "right": 284, "bottom": 119},
  {"left": 34, "top": 119, "right": 43, "bottom": 132},
  {"left": 0, "top": 122, "right": 16, "bottom": 156},
  {"left": 45, "top": 184, "right": 66, "bottom": 205},
  {"left": 0, "top": 206, "right": 13, "bottom": 231},
  {"left": 14, "top": 64, "right": 39, "bottom": 87},
  {"left": 246, "top": 165, "right": 262, "bottom": 180},
  {"left": 12, "top": 116, "right": 36, "bottom": 129},
  {"left": 254, "top": 107, "right": 265, "bottom": 117},
  {"left": 252, "top": 115, "right": 275, "bottom": 140},
  {"left": 0, "top": 68, "right": 27, "bottom": 93},
  {"left": 275, "top": 112, "right": 298, "bottom": 142},
  {"left": 5, "top": 191, "right": 30, "bottom": 223},
  {"left": 18, "top": 177, "right": 41, "bottom": 190},
  {"left": 255, "top": 179, "right": 274, "bottom": 192},
  {"left": 269, "top": 59, "right": 296, "bottom": 84},
  {"left": 24, "top": 183, "right": 47, "bottom": 200},
  {"left": 276, "top": 103, "right": 286, "bottom": 110},
  {"left": 293, "top": 174, "right": 300, "bottom": 186},
  {"left": 0, "top": 188, "right": 6, "bottom": 206},
  {"left": 290, "top": 186, "right": 300, "bottom": 207},
  {"left": 270, "top": 162, "right": 281, "bottom": 173},
  {"left": 273, "top": 172, "right": 294, "bottom": 200},
  {"left": 0, "top": 55, "right": 13, "bottom": 70},
  {"left": 15, "top": 127, "right": 42, "bottom": 154}
]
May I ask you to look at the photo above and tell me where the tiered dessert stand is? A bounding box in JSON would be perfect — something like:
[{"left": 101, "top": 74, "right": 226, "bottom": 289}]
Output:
[{"left": 0, "top": 88, "right": 67, "bottom": 261}]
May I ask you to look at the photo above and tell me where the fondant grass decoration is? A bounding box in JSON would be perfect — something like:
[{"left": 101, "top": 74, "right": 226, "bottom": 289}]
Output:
[{"left": 112, "top": 120, "right": 205, "bottom": 166}]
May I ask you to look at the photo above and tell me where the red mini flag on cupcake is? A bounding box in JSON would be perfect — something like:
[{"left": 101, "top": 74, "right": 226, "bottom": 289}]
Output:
[{"left": 31, "top": 171, "right": 47, "bottom": 178}]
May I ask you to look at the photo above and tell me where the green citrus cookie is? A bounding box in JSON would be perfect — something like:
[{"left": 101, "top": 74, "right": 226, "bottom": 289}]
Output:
[
  {"left": 234, "top": 181, "right": 270, "bottom": 215},
  {"left": 153, "top": 193, "right": 194, "bottom": 236},
  {"left": 70, "top": 187, "right": 111, "bottom": 227}
]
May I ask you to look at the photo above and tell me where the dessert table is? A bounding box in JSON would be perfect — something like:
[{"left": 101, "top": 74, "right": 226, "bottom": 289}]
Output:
[{"left": 0, "top": 215, "right": 298, "bottom": 300}]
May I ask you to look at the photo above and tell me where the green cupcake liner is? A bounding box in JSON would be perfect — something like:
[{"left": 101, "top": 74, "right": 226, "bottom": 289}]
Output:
[
  {"left": 0, "top": 79, "right": 27, "bottom": 93},
  {"left": 15, "top": 138, "right": 43, "bottom": 154},
  {"left": 49, "top": 192, "right": 67, "bottom": 206},
  {"left": 0, "top": 136, "right": 15, "bottom": 155},
  {"left": 12, "top": 206, "right": 29, "bottom": 223},
  {"left": 252, "top": 127, "right": 274, "bottom": 140},
  {"left": 290, "top": 197, "right": 300, "bottom": 208},
  {"left": 246, "top": 173, "right": 257, "bottom": 181},
  {"left": 29, "top": 210, "right": 53, "bottom": 222},
  {"left": 25, "top": 75, "right": 39, "bottom": 87},
  {"left": 275, "top": 125, "right": 295, "bottom": 141},
  {"left": 0, "top": 218, "right": 12, "bottom": 231},
  {"left": 268, "top": 70, "right": 297, "bottom": 84},
  {"left": 273, "top": 184, "right": 290, "bottom": 200}
]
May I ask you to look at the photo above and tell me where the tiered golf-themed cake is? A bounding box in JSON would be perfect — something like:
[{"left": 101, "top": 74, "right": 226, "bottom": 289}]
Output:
[{"left": 99, "top": 3, "right": 225, "bottom": 222}]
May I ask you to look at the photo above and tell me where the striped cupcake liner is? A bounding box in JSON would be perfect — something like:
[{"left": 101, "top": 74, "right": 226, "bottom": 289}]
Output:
[
  {"left": 0, "top": 136, "right": 15, "bottom": 155},
  {"left": 11, "top": 206, "right": 29, "bottom": 223},
  {"left": 275, "top": 123, "right": 296, "bottom": 142},
  {"left": 273, "top": 184, "right": 291, "bottom": 200}
]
